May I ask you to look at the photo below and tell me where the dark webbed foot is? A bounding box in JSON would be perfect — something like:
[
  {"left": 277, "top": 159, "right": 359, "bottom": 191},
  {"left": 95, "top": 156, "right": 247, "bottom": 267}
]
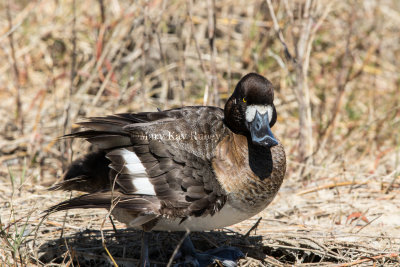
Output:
[{"left": 173, "top": 236, "right": 244, "bottom": 267}]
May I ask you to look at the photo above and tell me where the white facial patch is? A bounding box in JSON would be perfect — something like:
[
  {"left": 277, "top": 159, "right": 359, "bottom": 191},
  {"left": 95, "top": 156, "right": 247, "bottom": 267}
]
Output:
[
  {"left": 107, "top": 148, "right": 156, "bottom": 195},
  {"left": 245, "top": 105, "right": 273, "bottom": 123}
]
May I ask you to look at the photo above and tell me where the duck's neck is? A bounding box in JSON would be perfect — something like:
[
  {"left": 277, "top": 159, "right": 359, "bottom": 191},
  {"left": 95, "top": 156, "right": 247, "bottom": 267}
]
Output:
[{"left": 246, "top": 137, "right": 273, "bottom": 180}]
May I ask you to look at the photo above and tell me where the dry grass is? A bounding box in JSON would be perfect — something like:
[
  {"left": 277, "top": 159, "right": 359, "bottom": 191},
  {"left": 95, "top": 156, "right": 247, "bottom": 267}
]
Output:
[{"left": 1, "top": 0, "right": 399, "bottom": 266}]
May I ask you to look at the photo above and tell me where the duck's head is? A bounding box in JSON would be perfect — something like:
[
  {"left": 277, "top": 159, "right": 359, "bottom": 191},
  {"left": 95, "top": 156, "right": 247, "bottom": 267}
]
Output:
[{"left": 224, "top": 73, "right": 278, "bottom": 148}]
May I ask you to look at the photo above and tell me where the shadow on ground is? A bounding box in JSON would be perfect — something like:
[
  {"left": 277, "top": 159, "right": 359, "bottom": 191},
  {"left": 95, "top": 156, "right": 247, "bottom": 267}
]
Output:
[
  {"left": 38, "top": 229, "right": 266, "bottom": 266},
  {"left": 31, "top": 225, "right": 400, "bottom": 266}
]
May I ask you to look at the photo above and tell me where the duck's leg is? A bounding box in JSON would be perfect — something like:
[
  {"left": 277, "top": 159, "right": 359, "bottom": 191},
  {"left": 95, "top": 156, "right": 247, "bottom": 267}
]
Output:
[
  {"left": 174, "top": 235, "right": 244, "bottom": 267},
  {"left": 138, "top": 231, "right": 150, "bottom": 267}
]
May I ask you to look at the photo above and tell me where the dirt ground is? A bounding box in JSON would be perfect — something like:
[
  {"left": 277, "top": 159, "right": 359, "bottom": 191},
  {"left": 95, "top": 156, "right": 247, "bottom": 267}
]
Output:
[{"left": 1, "top": 153, "right": 399, "bottom": 266}]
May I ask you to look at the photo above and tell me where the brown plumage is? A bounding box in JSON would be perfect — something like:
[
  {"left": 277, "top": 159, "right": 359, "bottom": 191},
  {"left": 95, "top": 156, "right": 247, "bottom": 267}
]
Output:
[{"left": 47, "top": 73, "right": 286, "bottom": 233}]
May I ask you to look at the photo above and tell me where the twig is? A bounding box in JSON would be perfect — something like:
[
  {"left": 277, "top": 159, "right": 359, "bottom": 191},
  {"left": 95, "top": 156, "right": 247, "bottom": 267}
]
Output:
[
  {"left": 225, "top": 6, "right": 233, "bottom": 94},
  {"left": 178, "top": 15, "right": 190, "bottom": 106},
  {"left": 355, "top": 214, "right": 382, "bottom": 234},
  {"left": 297, "top": 181, "right": 368, "bottom": 195},
  {"left": 385, "top": 136, "right": 399, "bottom": 193},
  {"left": 268, "top": 243, "right": 328, "bottom": 255},
  {"left": 98, "top": 0, "right": 105, "bottom": 24},
  {"left": 199, "top": 232, "right": 219, "bottom": 248},
  {"left": 140, "top": 1, "right": 150, "bottom": 108},
  {"left": 186, "top": 0, "right": 207, "bottom": 75},
  {"left": 265, "top": 0, "right": 295, "bottom": 62},
  {"left": 337, "top": 253, "right": 399, "bottom": 267},
  {"left": 43, "top": 220, "right": 82, "bottom": 231},
  {"left": 100, "top": 197, "right": 120, "bottom": 267},
  {"left": 60, "top": 192, "right": 72, "bottom": 239},
  {"left": 103, "top": 244, "right": 118, "bottom": 267},
  {"left": 61, "top": 0, "right": 77, "bottom": 170},
  {"left": 92, "top": 50, "right": 122, "bottom": 106},
  {"left": 207, "top": 0, "right": 219, "bottom": 106},
  {"left": 186, "top": 0, "right": 209, "bottom": 105},
  {"left": 156, "top": 30, "right": 171, "bottom": 108},
  {"left": 266, "top": 0, "right": 314, "bottom": 166},
  {"left": 109, "top": 215, "right": 118, "bottom": 234},
  {"left": 262, "top": 255, "right": 286, "bottom": 267},
  {"left": 263, "top": 255, "right": 284, "bottom": 266},
  {"left": 153, "top": 1, "right": 170, "bottom": 108},
  {"left": 167, "top": 230, "right": 190, "bottom": 267},
  {"left": 244, "top": 217, "right": 262, "bottom": 238},
  {"left": 6, "top": 0, "right": 24, "bottom": 134},
  {"left": 385, "top": 174, "right": 399, "bottom": 194},
  {"left": 62, "top": 238, "right": 72, "bottom": 265},
  {"left": 317, "top": 9, "right": 359, "bottom": 151}
]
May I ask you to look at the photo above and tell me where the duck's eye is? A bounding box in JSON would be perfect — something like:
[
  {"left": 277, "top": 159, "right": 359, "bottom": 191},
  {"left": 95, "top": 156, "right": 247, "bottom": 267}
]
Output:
[{"left": 242, "top": 97, "right": 247, "bottom": 103}]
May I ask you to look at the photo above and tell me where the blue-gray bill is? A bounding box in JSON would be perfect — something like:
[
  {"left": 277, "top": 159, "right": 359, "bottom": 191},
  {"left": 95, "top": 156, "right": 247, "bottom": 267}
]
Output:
[{"left": 248, "top": 111, "right": 278, "bottom": 147}]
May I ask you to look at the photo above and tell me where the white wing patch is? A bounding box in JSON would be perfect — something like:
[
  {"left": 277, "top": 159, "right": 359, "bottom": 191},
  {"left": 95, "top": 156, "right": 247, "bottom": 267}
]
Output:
[
  {"left": 107, "top": 148, "right": 156, "bottom": 195},
  {"left": 245, "top": 105, "right": 273, "bottom": 123}
]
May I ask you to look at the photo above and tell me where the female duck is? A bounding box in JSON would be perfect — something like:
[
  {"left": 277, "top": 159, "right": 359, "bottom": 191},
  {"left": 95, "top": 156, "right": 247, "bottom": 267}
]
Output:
[{"left": 48, "top": 73, "right": 286, "bottom": 266}]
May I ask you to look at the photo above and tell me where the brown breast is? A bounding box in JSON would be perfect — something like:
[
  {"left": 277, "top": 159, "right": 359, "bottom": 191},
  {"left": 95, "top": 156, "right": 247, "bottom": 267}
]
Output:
[{"left": 212, "top": 133, "right": 286, "bottom": 213}]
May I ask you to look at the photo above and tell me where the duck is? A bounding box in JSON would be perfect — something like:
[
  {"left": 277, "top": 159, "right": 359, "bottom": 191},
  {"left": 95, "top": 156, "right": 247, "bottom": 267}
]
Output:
[{"left": 47, "top": 73, "right": 286, "bottom": 266}]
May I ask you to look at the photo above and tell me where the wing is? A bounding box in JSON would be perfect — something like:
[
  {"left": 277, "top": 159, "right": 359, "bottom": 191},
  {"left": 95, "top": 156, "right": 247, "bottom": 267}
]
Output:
[{"left": 51, "top": 107, "right": 229, "bottom": 219}]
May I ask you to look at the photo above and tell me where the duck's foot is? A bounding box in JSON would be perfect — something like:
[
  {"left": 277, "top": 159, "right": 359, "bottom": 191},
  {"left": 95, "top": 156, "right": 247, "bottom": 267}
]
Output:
[{"left": 173, "top": 236, "right": 244, "bottom": 267}]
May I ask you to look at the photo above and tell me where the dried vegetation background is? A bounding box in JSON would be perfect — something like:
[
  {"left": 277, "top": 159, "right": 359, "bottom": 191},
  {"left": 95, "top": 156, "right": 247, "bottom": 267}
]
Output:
[{"left": 1, "top": 0, "right": 400, "bottom": 266}]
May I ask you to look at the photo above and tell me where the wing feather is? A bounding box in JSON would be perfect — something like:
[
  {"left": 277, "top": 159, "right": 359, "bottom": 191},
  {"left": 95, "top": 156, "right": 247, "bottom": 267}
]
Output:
[{"left": 53, "top": 107, "right": 229, "bottom": 221}]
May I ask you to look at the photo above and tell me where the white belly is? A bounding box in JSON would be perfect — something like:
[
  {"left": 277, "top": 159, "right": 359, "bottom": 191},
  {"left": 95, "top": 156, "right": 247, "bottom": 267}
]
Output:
[{"left": 151, "top": 204, "right": 257, "bottom": 231}]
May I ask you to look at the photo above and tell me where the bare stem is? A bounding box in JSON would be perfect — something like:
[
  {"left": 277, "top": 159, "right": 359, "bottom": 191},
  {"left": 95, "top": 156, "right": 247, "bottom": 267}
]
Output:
[
  {"left": 62, "top": 0, "right": 77, "bottom": 168},
  {"left": 186, "top": 0, "right": 208, "bottom": 104},
  {"left": 266, "top": 0, "right": 333, "bottom": 170},
  {"left": 207, "top": 0, "right": 219, "bottom": 106},
  {"left": 6, "top": 0, "right": 24, "bottom": 134}
]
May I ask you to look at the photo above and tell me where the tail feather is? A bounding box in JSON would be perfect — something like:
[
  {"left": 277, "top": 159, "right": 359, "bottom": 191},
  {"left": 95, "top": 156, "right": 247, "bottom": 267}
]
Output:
[
  {"left": 52, "top": 116, "right": 137, "bottom": 193},
  {"left": 47, "top": 114, "right": 166, "bottom": 219},
  {"left": 76, "top": 121, "right": 128, "bottom": 133},
  {"left": 46, "top": 191, "right": 160, "bottom": 214},
  {"left": 46, "top": 193, "right": 114, "bottom": 213},
  {"left": 51, "top": 151, "right": 111, "bottom": 193}
]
